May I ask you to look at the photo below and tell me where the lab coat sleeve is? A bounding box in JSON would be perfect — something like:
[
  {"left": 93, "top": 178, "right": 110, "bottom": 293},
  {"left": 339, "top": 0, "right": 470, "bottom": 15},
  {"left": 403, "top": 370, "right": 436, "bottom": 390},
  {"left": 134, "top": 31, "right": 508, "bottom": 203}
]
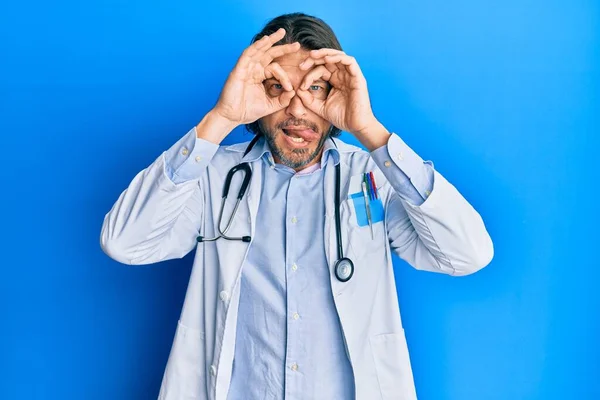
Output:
[
  {"left": 100, "top": 126, "right": 219, "bottom": 265},
  {"left": 372, "top": 133, "right": 494, "bottom": 276},
  {"left": 370, "top": 137, "right": 434, "bottom": 205}
]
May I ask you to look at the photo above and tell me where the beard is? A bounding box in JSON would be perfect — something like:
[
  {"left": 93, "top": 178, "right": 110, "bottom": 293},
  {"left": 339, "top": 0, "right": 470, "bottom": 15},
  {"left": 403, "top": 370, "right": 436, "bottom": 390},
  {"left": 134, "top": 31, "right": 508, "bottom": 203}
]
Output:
[{"left": 258, "top": 119, "right": 333, "bottom": 170}]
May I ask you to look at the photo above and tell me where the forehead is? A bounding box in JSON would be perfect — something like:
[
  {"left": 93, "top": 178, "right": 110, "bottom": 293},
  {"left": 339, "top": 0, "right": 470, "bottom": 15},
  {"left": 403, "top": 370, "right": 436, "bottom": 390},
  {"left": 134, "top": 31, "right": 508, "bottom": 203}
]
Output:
[
  {"left": 270, "top": 49, "right": 329, "bottom": 85},
  {"left": 272, "top": 49, "right": 311, "bottom": 80},
  {"left": 273, "top": 49, "right": 310, "bottom": 66}
]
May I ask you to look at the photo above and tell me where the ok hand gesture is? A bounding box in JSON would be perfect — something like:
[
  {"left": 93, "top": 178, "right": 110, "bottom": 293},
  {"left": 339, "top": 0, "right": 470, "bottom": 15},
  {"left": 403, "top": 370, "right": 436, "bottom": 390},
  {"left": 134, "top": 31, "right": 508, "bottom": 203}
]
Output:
[
  {"left": 213, "top": 28, "right": 300, "bottom": 126},
  {"left": 296, "top": 49, "right": 379, "bottom": 137}
]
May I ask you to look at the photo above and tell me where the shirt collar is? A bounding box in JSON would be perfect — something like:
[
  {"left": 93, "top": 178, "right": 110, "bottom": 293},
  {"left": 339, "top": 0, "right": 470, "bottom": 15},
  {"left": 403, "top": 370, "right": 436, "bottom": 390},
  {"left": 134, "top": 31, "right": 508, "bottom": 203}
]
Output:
[{"left": 241, "top": 135, "right": 341, "bottom": 168}]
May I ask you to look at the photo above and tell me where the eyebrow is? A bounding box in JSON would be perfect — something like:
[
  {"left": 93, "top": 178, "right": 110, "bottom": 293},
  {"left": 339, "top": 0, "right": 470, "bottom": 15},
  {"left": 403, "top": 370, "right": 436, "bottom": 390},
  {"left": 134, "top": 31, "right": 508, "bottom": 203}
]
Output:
[{"left": 264, "top": 78, "right": 328, "bottom": 85}]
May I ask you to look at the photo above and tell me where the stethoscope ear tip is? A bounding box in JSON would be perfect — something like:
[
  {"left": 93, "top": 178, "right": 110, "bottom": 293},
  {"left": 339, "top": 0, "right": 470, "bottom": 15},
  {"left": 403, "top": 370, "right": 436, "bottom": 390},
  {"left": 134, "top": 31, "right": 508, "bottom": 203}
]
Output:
[
  {"left": 242, "top": 236, "right": 251, "bottom": 242},
  {"left": 196, "top": 236, "right": 204, "bottom": 242}
]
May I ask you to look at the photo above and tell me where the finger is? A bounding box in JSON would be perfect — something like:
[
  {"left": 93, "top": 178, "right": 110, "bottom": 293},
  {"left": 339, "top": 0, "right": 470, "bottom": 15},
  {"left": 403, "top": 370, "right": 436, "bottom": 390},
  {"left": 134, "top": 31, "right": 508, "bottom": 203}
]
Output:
[
  {"left": 243, "top": 28, "right": 286, "bottom": 59},
  {"left": 299, "top": 57, "right": 341, "bottom": 73},
  {"left": 260, "top": 42, "right": 300, "bottom": 67},
  {"left": 309, "top": 48, "right": 345, "bottom": 58},
  {"left": 264, "top": 62, "right": 293, "bottom": 91},
  {"left": 310, "top": 54, "right": 360, "bottom": 77},
  {"left": 299, "top": 65, "right": 332, "bottom": 90},
  {"left": 300, "top": 57, "right": 347, "bottom": 77},
  {"left": 254, "top": 34, "right": 272, "bottom": 50},
  {"left": 324, "top": 55, "right": 359, "bottom": 76},
  {"left": 299, "top": 49, "right": 345, "bottom": 70},
  {"left": 325, "top": 55, "right": 364, "bottom": 78},
  {"left": 296, "top": 89, "right": 326, "bottom": 118},
  {"left": 268, "top": 89, "right": 296, "bottom": 111}
]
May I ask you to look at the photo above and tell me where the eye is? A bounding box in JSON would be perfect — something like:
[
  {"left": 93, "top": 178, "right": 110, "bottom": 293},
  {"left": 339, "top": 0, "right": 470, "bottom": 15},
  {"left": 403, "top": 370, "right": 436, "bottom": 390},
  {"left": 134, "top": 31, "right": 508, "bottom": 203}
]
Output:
[
  {"left": 266, "top": 83, "right": 283, "bottom": 97},
  {"left": 309, "top": 85, "right": 321, "bottom": 91}
]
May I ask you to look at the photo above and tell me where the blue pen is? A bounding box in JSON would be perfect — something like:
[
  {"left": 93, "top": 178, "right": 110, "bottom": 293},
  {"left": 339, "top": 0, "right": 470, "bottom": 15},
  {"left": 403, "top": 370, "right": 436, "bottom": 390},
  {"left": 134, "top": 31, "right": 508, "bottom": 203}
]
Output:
[
  {"left": 364, "top": 173, "right": 375, "bottom": 200},
  {"left": 367, "top": 172, "right": 377, "bottom": 200},
  {"left": 369, "top": 171, "right": 377, "bottom": 200},
  {"left": 361, "top": 181, "right": 374, "bottom": 239},
  {"left": 362, "top": 173, "right": 370, "bottom": 200}
]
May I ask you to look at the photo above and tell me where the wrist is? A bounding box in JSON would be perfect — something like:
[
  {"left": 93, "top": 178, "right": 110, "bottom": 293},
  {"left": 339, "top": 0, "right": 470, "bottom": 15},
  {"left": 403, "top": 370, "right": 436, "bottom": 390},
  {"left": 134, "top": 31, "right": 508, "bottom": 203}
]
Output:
[
  {"left": 354, "top": 119, "right": 391, "bottom": 152},
  {"left": 196, "top": 109, "right": 239, "bottom": 144}
]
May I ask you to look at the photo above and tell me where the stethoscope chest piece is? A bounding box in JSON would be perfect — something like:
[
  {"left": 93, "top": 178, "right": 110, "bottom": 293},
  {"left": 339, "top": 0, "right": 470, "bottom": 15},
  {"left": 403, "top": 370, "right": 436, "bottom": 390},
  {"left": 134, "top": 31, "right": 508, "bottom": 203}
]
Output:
[{"left": 334, "top": 257, "right": 354, "bottom": 282}]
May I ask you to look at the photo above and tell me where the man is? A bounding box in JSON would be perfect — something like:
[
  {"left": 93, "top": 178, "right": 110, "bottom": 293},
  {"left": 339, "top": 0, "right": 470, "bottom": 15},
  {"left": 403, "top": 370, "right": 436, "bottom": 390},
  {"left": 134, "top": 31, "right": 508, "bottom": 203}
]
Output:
[{"left": 100, "top": 12, "right": 493, "bottom": 400}]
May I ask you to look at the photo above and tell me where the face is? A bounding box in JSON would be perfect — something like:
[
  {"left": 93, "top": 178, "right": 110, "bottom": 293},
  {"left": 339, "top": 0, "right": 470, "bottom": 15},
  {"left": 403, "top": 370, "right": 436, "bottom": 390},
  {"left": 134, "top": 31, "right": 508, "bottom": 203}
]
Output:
[{"left": 259, "top": 49, "right": 333, "bottom": 171}]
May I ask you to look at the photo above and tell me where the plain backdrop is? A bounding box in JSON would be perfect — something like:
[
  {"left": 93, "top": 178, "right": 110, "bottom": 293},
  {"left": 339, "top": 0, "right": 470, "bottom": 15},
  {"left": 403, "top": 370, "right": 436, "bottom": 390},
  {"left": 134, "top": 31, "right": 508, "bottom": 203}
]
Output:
[{"left": 0, "top": 0, "right": 598, "bottom": 399}]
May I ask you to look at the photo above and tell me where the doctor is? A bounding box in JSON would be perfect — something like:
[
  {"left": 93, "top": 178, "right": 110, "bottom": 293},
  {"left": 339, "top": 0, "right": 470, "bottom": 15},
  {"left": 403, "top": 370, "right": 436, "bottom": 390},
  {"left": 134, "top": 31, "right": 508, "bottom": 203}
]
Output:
[{"left": 101, "top": 12, "right": 493, "bottom": 400}]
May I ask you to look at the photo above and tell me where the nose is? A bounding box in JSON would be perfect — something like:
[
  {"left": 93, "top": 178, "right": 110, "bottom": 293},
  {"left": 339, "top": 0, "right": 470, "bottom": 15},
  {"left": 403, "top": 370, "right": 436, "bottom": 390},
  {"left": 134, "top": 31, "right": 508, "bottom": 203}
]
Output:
[{"left": 285, "top": 93, "right": 307, "bottom": 119}]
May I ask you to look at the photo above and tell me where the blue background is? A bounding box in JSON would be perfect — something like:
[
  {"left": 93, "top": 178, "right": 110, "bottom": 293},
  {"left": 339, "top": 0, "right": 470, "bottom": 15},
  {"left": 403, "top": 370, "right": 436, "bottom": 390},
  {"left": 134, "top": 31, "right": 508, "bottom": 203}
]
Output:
[{"left": 1, "top": 0, "right": 598, "bottom": 399}]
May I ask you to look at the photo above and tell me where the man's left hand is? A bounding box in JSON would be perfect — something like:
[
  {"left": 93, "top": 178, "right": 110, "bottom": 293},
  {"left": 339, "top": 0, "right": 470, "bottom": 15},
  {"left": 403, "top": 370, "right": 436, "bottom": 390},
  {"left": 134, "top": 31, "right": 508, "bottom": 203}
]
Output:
[{"left": 296, "top": 49, "right": 390, "bottom": 150}]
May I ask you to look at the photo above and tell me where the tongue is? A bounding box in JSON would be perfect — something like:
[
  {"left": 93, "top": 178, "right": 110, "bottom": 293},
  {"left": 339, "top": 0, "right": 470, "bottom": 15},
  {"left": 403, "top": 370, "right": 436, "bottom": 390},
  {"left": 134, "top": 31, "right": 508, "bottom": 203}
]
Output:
[{"left": 284, "top": 128, "right": 319, "bottom": 142}]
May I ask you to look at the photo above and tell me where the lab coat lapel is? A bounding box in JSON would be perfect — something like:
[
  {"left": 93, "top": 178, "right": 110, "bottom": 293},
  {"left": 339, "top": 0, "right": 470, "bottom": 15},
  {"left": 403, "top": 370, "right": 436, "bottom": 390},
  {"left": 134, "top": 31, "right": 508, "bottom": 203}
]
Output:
[
  {"left": 323, "top": 156, "right": 336, "bottom": 282},
  {"left": 246, "top": 160, "right": 263, "bottom": 238},
  {"left": 212, "top": 157, "right": 263, "bottom": 290}
]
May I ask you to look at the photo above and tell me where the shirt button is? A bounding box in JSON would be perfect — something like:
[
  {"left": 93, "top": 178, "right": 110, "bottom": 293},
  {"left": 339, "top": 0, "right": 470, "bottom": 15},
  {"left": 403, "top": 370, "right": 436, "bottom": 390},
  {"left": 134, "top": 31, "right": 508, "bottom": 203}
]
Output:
[
  {"left": 425, "top": 190, "right": 431, "bottom": 197},
  {"left": 195, "top": 155, "right": 202, "bottom": 162},
  {"left": 291, "top": 216, "right": 297, "bottom": 224},
  {"left": 219, "top": 290, "right": 229, "bottom": 302},
  {"left": 291, "top": 263, "right": 298, "bottom": 271},
  {"left": 293, "top": 312, "right": 300, "bottom": 320},
  {"left": 181, "top": 147, "right": 189, "bottom": 156},
  {"left": 210, "top": 365, "right": 217, "bottom": 376},
  {"left": 290, "top": 363, "right": 298, "bottom": 371},
  {"left": 384, "top": 160, "right": 391, "bottom": 168}
]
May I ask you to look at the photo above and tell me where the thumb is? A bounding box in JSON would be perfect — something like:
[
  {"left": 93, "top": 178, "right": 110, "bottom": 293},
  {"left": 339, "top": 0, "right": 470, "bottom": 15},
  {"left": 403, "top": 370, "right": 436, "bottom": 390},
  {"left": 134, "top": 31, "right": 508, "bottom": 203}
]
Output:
[{"left": 296, "top": 89, "right": 325, "bottom": 118}]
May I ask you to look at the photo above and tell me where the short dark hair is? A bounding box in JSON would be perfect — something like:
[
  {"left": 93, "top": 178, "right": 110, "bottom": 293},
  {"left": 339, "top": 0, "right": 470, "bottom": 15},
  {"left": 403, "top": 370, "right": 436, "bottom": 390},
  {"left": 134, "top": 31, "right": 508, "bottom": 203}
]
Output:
[{"left": 245, "top": 12, "right": 343, "bottom": 138}]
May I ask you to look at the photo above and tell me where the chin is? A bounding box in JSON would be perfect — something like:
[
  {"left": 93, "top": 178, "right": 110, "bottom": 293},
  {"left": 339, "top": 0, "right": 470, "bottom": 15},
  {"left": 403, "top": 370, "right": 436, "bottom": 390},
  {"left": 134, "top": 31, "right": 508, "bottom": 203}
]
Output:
[{"left": 261, "top": 124, "right": 327, "bottom": 169}]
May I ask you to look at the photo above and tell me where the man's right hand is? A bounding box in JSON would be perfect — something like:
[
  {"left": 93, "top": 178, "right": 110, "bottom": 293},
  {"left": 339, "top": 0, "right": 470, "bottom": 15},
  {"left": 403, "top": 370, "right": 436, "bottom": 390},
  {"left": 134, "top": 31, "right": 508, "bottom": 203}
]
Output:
[{"left": 213, "top": 28, "right": 299, "bottom": 126}]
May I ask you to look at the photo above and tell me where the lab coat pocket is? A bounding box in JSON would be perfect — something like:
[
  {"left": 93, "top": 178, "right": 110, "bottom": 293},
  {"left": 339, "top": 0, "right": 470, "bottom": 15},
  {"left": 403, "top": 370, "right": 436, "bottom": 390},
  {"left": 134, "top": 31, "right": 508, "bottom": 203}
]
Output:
[
  {"left": 346, "top": 172, "right": 385, "bottom": 227},
  {"left": 349, "top": 193, "right": 385, "bottom": 227},
  {"left": 343, "top": 179, "right": 386, "bottom": 262},
  {"left": 159, "top": 320, "right": 206, "bottom": 400},
  {"left": 370, "top": 331, "right": 417, "bottom": 400}
]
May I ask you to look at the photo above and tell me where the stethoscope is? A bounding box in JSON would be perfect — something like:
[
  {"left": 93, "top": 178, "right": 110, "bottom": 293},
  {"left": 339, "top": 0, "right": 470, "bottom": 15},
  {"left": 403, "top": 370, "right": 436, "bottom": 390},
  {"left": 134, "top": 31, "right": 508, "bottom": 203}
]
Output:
[{"left": 196, "top": 135, "right": 355, "bottom": 282}]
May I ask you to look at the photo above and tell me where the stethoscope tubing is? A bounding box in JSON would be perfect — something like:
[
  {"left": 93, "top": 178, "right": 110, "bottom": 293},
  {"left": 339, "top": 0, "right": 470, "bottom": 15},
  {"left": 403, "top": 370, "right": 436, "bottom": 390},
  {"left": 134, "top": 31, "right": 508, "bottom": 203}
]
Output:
[{"left": 196, "top": 135, "right": 354, "bottom": 280}]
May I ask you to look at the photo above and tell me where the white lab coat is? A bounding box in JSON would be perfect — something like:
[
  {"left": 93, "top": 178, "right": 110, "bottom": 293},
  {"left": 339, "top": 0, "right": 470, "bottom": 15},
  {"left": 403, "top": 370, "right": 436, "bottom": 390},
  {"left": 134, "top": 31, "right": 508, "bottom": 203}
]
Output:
[{"left": 100, "top": 135, "right": 493, "bottom": 400}]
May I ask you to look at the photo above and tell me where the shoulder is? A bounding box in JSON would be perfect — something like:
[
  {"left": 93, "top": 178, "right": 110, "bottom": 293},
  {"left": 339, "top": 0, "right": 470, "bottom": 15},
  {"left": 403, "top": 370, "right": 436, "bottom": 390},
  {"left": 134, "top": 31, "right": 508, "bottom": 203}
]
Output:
[
  {"left": 331, "top": 137, "right": 378, "bottom": 170},
  {"left": 209, "top": 139, "right": 254, "bottom": 166}
]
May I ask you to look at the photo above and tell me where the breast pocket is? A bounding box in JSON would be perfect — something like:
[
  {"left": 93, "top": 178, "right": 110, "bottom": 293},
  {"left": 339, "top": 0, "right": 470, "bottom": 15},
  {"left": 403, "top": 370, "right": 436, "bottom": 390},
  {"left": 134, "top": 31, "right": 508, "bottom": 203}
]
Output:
[{"left": 342, "top": 194, "right": 386, "bottom": 261}]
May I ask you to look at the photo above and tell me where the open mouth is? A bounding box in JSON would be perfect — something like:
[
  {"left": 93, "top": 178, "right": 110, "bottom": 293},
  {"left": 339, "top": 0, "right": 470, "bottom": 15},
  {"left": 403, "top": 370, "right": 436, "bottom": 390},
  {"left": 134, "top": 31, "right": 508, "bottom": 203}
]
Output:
[
  {"left": 283, "top": 129, "right": 307, "bottom": 143},
  {"left": 282, "top": 126, "right": 319, "bottom": 144}
]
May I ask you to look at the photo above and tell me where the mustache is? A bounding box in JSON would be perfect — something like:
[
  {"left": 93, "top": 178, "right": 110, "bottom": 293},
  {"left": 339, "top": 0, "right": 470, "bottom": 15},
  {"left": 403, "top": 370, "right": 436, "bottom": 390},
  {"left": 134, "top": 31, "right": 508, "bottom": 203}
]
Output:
[{"left": 278, "top": 119, "right": 318, "bottom": 132}]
